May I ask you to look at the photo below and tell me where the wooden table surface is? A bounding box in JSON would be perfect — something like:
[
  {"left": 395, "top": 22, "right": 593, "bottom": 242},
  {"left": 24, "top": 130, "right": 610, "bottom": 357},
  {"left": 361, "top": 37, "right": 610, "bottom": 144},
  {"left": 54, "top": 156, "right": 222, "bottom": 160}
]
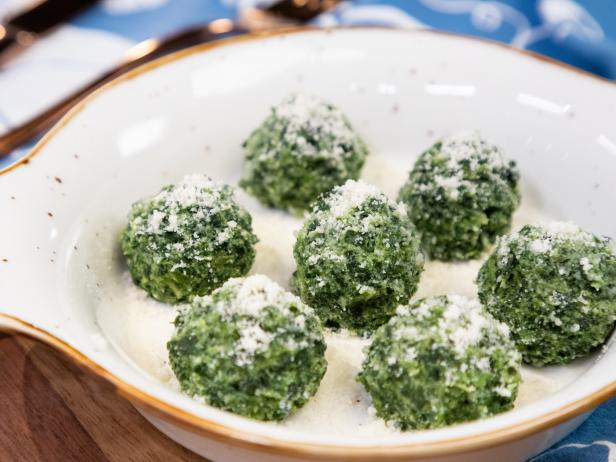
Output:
[{"left": 0, "top": 333, "right": 207, "bottom": 462}]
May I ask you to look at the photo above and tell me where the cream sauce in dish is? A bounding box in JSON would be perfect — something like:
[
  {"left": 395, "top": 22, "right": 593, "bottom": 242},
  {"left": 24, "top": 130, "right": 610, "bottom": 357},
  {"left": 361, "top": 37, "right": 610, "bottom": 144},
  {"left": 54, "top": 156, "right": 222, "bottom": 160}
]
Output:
[{"left": 92, "top": 153, "right": 561, "bottom": 436}]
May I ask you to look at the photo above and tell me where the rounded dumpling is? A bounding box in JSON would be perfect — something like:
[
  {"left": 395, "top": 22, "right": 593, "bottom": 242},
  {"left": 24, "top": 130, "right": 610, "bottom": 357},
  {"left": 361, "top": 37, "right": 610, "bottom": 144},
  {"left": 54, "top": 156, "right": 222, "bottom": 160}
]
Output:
[
  {"left": 120, "top": 174, "right": 258, "bottom": 303},
  {"left": 293, "top": 179, "right": 424, "bottom": 333},
  {"left": 167, "top": 275, "right": 327, "bottom": 421},
  {"left": 358, "top": 295, "right": 521, "bottom": 430},
  {"left": 478, "top": 221, "right": 616, "bottom": 366},
  {"left": 398, "top": 132, "right": 520, "bottom": 261},
  {"left": 240, "top": 93, "right": 369, "bottom": 214}
]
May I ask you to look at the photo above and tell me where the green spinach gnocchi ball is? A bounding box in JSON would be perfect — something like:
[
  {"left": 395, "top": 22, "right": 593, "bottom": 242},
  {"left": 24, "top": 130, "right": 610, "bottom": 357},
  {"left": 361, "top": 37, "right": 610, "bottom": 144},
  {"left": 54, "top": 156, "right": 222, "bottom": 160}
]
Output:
[
  {"left": 358, "top": 295, "right": 521, "bottom": 430},
  {"left": 398, "top": 132, "right": 520, "bottom": 261},
  {"left": 167, "top": 275, "right": 327, "bottom": 421},
  {"left": 293, "top": 179, "right": 424, "bottom": 333},
  {"left": 120, "top": 174, "right": 258, "bottom": 304},
  {"left": 240, "top": 93, "right": 369, "bottom": 214},
  {"left": 477, "top": 222, "right": 616, "bottom": 366}
]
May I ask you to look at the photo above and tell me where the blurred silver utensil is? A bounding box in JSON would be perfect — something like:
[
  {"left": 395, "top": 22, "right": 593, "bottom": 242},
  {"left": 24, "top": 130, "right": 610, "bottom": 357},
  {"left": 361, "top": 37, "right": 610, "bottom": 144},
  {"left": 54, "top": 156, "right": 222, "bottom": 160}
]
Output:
[
  {"left": 0, "top": 0, "right": 339, "bottom": 158},
  {"left": 0, "top": 0, "right": 98, "bottom": 67}
]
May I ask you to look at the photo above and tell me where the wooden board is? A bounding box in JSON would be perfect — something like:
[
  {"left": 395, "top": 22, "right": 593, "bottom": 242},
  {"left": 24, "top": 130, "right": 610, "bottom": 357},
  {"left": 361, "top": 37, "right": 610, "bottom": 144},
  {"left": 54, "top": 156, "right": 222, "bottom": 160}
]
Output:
[{"left": 0, "top": 333, "right": 206, "bottom": 461}]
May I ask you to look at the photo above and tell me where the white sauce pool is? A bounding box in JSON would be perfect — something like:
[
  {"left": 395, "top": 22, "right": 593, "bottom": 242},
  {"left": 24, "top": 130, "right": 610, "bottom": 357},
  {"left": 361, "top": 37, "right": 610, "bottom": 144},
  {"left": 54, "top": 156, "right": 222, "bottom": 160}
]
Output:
[{"left": 91, "top": 153, "right": 561, "bottom": 437}]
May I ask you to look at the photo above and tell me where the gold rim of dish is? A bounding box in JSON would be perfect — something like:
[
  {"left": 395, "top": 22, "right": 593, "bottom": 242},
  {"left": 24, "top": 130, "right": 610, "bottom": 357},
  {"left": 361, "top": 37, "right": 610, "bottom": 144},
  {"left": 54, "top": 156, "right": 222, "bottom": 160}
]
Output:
[{"left": 1, "top": 27, "right": 615, "bottom": 459}]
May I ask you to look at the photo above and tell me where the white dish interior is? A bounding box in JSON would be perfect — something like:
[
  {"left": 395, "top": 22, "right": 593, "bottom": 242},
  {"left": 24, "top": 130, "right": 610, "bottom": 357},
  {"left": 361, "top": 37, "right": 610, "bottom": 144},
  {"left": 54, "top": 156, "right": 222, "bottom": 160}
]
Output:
[{"left": 1, "top": 29, "right": 615, "bottom": 447}]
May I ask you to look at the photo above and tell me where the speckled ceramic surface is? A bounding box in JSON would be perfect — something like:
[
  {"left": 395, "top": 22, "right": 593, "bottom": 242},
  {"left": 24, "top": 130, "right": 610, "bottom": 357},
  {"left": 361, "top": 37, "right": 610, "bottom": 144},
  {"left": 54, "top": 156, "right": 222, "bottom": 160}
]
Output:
[{"left": 1, "top": 28, "right": 615, "bottom": 461}]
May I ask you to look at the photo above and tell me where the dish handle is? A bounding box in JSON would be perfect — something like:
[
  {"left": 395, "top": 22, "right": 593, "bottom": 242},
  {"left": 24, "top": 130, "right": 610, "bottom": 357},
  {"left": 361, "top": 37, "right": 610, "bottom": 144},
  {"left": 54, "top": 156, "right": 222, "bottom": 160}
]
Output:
[
  {"left": 0, "top": 313, "right": 60, "bottom": 345},
  {"left": 0, "top": 313, "right": 28, "bottom": 334}
]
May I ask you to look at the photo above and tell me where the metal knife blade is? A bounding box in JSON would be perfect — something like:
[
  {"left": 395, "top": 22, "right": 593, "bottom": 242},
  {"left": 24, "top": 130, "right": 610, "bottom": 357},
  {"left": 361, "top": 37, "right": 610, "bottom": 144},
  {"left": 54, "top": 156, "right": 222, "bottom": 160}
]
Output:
[{"left": 0, "top": 0, "right": 98, "bottom": 66}]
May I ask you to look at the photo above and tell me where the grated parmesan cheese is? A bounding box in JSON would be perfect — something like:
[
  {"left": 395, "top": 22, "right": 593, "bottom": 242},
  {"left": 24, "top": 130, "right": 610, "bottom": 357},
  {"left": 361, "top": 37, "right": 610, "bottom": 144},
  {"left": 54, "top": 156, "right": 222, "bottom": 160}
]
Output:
[
  {"left": 215, "top": 274, "right": 303, "bottom": 319},
  {"left": 269, "top": 93, "right": 358, "bottom": 159},
  {"left": 580, "top": 257, "right": 593, "bottom": 273},
  {"left": 235, "top": 322, "right": 274, "bottom": 366},
  {"left": 208, "top": 275, "right": 316, "bottom": 366},
  {"left": 395, "top": 295, "right": 512, "bottom": 359},
  {"left": 137, "top": 174, "right": 234, "bottom": 237},
  {"left": 496, "top": 221, "right": 600, "bottom": 267},
  {"left": 313, "top": 179, "right": 407, "bottom": 236},
  {"left": 327, "top": 180, "right": 383, "bottom": 218},
  {"left": 427, "top": 131, "right": 509, "bottom": 201}
]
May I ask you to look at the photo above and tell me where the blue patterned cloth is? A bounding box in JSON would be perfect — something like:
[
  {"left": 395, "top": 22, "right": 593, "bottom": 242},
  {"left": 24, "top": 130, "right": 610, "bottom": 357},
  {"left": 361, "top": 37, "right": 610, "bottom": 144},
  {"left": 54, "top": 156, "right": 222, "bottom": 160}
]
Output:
[{"left": 1, "top": 1, "right": 614, "bottom": 460}]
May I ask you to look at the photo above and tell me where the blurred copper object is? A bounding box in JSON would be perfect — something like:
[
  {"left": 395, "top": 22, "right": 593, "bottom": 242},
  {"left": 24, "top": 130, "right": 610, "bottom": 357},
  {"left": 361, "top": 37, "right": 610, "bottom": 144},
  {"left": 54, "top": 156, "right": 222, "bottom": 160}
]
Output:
[
  {"left": 0, "top": 0, "right": 98, "bottom": 67},
  {"left": 0, "top": 0, "right": 340, "bottom": 158}
]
